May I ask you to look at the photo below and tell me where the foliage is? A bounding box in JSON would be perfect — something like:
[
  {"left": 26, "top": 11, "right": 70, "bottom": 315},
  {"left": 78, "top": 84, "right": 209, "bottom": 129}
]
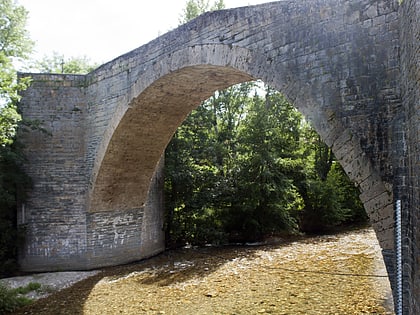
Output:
[
  {"left": 0, "top": 282, "right": 34, "bottom": 313},
  {"left": 0, "top": 0, "right": 33, "bottom": 58},
  {"left": 33, "top": 52, "right": 98, "bottom": 74},
  {"left": 299, "top": 157, "right": 366, "bottom": 233},
  {"left": 0, "top": 0, "right": 33, "bottom": 276},
  {"left": 0, "top": 0, "right": 33, "bottom": 140},
  {"left": 12, "top": 282, "right": 41, "bottom": 295},
  {"left": 164, "top": 0, "right": 367, "bottom": 247},
  {"left": 165, "top": 84, "right": 307, "bottom": 245},
  {"left": 179, "top": 0, "right": 225, "bottom": 24},
  {"left": 0, "top": 0, "right": 33, "bottom": 141},
  {"left": 0, "top": 104, "right": 20, "bottom": 146},
  {"left": 164, "top": 92, "right": 228, "bottom": 246},
  {"left": 164, "top": 80, "right": 367, "bottom": 244},
  {"left": 223, "top": 89, "right": 305, "bottom": 241},
  {"left": 0, "top": 141, "right": 31, "bottom": 277}
]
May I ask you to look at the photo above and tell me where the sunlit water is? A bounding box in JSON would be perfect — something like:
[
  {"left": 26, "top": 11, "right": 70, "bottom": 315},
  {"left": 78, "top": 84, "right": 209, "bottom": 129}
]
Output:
[{"left": 83, "top": 228, "right": 394, "bottom": 314}]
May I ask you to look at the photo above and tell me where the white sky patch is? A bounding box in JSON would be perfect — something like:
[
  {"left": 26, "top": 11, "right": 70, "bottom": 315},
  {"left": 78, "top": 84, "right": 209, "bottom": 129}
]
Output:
[{"left": 19, "top": 0, "right": 271, "bottom": 64}]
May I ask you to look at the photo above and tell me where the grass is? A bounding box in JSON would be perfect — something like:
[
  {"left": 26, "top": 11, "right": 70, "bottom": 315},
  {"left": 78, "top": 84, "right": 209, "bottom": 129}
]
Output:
[{"left": 0, "top": 282, "right": 42, "bottom": 314}]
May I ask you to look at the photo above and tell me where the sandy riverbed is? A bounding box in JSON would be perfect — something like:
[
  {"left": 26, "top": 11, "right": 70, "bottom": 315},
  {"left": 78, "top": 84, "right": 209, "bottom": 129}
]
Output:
[{"left": 8, "top": 227, "right": 394, "bottom": 314}]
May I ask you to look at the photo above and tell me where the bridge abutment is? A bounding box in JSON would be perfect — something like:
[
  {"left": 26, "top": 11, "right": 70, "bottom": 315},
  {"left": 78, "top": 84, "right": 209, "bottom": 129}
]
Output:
[
  {"left": 17, "top": 74, "right": 90, "bottom": 271},
  {"left": 17, "top": 75, "right": 165, "bottom": 270}
]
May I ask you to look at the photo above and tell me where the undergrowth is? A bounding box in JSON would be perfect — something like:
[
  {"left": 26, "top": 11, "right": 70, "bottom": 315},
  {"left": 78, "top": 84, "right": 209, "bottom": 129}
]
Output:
[{"left": 0, "top": 282, "right": 41, "bottom": 314}]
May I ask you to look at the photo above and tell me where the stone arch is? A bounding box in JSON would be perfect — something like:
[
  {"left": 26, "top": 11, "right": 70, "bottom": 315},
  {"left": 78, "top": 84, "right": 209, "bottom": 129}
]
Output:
[
  {"left": 88, "top": 45, "right": 256, "bottom": 213},
  {"left": 17, "top": 1, "right": 401, "bottom": 299},
  {"left": 13, "top": 0, "right": 411, "bottom": 310},
  {"left": 88, "top": 42, "right": 393, "bottom": 256}
]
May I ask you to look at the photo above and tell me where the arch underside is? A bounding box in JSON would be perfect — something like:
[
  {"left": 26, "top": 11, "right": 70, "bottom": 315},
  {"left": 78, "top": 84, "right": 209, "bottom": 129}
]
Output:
[
  {"left": 88, "top": 62, "right": 394, "bottom": 253},
  {"left": 89, "top": 65, "right": 254, "bottom": 213}
]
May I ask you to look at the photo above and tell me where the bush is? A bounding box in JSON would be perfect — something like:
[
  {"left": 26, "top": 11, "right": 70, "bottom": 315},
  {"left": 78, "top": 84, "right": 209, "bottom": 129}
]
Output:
[
  {"left": 0, "top": 283, "right": 33, "bottom": 314},
  {"left": 13, "top": 282, "right": 41, "bottom": 295},
  {"left": 299, "top": 163, "right": 367, "bottom": 233},
  {"left": 0, "top": 142, "right": 31, "bottom": 277}
]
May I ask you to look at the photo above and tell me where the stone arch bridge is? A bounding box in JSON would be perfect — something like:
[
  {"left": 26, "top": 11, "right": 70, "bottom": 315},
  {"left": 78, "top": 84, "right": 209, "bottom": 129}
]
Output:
[{"left": 17, "top": 0, "right": 419, "bottom": 313}]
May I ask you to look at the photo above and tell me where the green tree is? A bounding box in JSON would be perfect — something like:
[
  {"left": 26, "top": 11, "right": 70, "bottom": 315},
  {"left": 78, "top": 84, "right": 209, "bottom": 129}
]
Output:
[
  {"left": 0, "top": 0, "right": 33, "bottom": 276},
  {"left": 0, "top": 0, "right": 33, "bottom": 142},
  {"left": 298, "top": 130, "right": 367, "bottom": 233},
  {"left": 165, "top": 0, "right": 367, "bottom": 246},
  {"left": 179, "top": 0, "right": 225, "bottom": 24},
  {"left": 224, "top": 88, "right": 305, "bottom": 241},
  {"left": 0, "top": 0, "right": 33, "bottom": 58},
  {"left": 314, "top": 135, "right": 333, "bottom": 181},
  {"left": 164, "top": 103, "right": 220, "bottom": 246},
  {"left": 165, "top": 82, "right": 307, "bottom": 245},
  {"left": 165, "top": 0, "right": 228, "bottom": 247},
  {"left": 33, "top": 52, "right": 98, "bottom": 74}
]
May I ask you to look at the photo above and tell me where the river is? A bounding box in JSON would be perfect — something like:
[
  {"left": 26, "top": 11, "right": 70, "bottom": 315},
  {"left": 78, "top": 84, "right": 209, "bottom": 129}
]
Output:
[
  {"left": 16, "top": 227, "right": 395, "bottom": 314},
  {"left": 84, "top": 227, "right": 394, "bottom": 314}
]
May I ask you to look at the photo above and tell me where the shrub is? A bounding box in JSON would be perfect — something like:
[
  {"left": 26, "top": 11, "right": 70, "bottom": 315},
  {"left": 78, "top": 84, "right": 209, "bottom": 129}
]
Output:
[
  {"left": 299, "top": 163, "right": 367, "bottom": 233},
  {"left": 0, "top": 283, "right": 32, "bottom": 314}
]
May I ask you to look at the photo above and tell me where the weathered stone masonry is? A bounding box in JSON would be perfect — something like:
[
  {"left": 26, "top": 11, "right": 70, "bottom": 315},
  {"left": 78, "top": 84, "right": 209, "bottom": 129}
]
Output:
[
  {"left": 16, "top": 0, "right": 419, "bottom": 312},
  {"left": 17, "top": 74, "right": 165, "bottom": 270},
  {"left": 399, "top": 0, "right": 420, "bottom": 314}
]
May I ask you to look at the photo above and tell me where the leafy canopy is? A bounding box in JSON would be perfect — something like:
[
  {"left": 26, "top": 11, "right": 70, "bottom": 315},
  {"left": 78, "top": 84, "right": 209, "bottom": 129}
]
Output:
[
  {"left": 0, "top": 0, "right": 33, "bottom": 144},
  {"left": 179, "top": 0, "right": 225, "bottom": 24},
  {"left": 163, "top": 0, "right": 367, "bottom": 246},
  {"left": 0, "top": 0, "right": 33, "bottom": 58},
  {"left": 0, "top": 0, "right": 33, "bottom": 277},
  {"left": 33, "top": 52, "right": 98, "bottom": 74}
]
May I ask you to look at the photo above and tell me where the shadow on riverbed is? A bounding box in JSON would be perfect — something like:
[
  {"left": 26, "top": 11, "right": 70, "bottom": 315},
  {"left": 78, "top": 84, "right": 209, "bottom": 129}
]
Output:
[
  {"left": 11, "top": 245, "right": 265, "bottom": 315},
  {"left": 133, "top": 245, "right": 269, "bottom": 287},
  {"left": 11, "top": 228, "right": 393, "bottom": 315}
]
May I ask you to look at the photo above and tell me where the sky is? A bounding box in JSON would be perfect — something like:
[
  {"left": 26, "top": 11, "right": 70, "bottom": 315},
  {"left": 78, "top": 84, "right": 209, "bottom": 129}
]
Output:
[{"left": 19, "top": 0, "right": 271, "bottom": 65}]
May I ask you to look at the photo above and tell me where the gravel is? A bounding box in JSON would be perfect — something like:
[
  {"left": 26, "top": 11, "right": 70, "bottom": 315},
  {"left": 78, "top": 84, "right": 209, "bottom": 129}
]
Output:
[
  {"left": 6, "top": 227, "right": 394, "bottom": 315},
  {"left": 0, "top": 270, "right": 100, "bottom": 300}
]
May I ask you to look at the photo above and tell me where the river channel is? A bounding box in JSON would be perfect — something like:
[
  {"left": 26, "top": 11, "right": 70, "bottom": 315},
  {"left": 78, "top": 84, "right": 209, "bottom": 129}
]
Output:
[{"left": 17, "top": 227, "right": 394, "bottom": 314}]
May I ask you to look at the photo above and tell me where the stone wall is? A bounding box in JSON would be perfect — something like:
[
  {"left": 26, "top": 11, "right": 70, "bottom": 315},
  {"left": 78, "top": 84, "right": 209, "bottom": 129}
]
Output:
[
  {"left": 17, "top": 74, "right": 165, "bottom": 270},
  {"left": 400, "top": 0, "right": 420, "bottom": 313},
  {"left": 17, "top": 74, "right": 90, "bottom": 270},
  {"left": 85, "top": 160, "right": 164, "bottom": 269}
]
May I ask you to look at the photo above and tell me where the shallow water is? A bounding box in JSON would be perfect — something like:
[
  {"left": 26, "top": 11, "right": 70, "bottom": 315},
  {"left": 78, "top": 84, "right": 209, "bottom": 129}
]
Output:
[{"left": 82, "top": 227, "right": 394, "bottom": 315}]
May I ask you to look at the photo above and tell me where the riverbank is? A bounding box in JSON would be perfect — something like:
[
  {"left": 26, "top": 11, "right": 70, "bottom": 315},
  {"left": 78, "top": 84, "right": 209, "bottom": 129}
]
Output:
[
  {"left": 7, "top": 227, "right": 394, "bottom": 314},
  {"left": 0, "top": 271, "right": 100, "bottom": 301}
]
